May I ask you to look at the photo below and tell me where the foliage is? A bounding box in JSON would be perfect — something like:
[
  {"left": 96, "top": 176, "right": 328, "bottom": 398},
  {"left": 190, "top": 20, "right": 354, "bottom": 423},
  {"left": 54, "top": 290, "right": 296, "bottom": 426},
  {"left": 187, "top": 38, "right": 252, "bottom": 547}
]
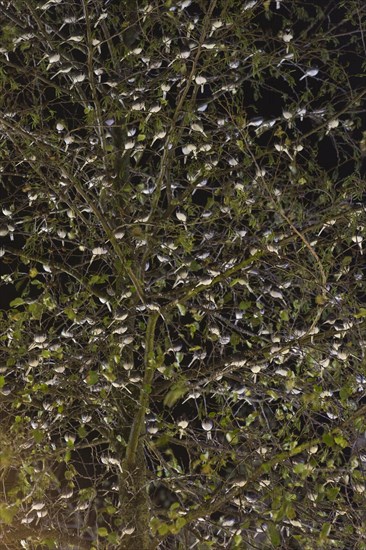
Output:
[{"left": 0, "top": 0, "right": 365, "bottom": 548}]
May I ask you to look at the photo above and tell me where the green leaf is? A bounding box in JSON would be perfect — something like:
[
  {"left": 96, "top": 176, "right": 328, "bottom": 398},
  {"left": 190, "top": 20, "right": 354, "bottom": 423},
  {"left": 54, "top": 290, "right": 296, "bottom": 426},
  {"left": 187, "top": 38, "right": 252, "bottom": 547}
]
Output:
[
  {"left": 163, "top": 381, "right": 188, "bottom": 408},
  {"left": 97, "top": 527, "right": 109, "bottom": 537},
  {"left": 354, "top": 308, "right": 366, "bottom": 318},
  {"left": 78, "top": 425, "right": 87, "bottom": 439},
  {"left": 293, "top": 462, "right": 306, "bottom": 475},
  {"left": 64, "top": 307, "right": 76, "bottom": 321},
  {"left": 286, "top": 503, "right": 296, "bottom": 520},
  {"left": 43, "top": 295, "right": 57, "bottom": 311},
  {"left": 230, "top": 277, "right": 247, "bottom": 286},
  {"left": 158, "top": 522, "right": 170, "bottom": 535},
  {"left": 326, "top": 486, "right": 340, "bottom": 501},
  {"left": 0, "top": 503, "right": 17, "bottom": 525},
  {"left": 89, "top": 274, "right": 109, "bottom": 285},
  {"left": 43, "top": 537, "right": 58, "bottom": 549},
  {"left": 233, "top": 533, "right": 243, "bottom": 547},
  {"left": 230, "top": 333, "right": 241, "bottom": 346},
  {"left": 334, "top": 435, "right": 348, "bottom": 448},
  {"left": 32, "top": 429, "right": 44, "bottom": 443},
  {"left": 319, "top": 522, "right": 331, "bottom": 541},
  {"left": 176, "top": 303, "right": 186, "bottom": 316},
  {"left": 341, "top": 255, "right": 352, "bottom": 266},
  {"left": 107, "top": 532, "right": 118, "bottom": 544},
  {"left": 322, "top": 433, "right": 334, "bottom": 447},
  {"left": 10, "top": 297, "right": 24, "bottom": 307},
  {"left": 339, "top": 385, "right": 353, "bottom": 402},
  {"left": 239, "top": 301, "right": 252, "bottom": 310},
  {"left": 86, "top": 370, "right": 98, "bottom": 386},
  {"left": 28, "top": 301, "right": 44, "bottom": 320},
  {"left": 267, "top": 522, "right": 281, "bottom": 547},
  {"left": 280, "top": 310, "right": 289, "bottom": 321},
  {"left": 175, "top": 517, "right": 186, "bottom": 530}
]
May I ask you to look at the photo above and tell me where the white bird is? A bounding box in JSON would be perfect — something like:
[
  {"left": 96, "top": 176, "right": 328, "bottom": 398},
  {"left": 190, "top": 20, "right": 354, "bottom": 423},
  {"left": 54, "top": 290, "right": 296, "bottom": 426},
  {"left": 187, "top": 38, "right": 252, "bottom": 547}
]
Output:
[
  {"left": 300, "top": 68, "right": 319, "bottom": 81},
  {"left": 190, "top": 122, "right": 207, "bottom": 137},
  {"left": 247, "top": 117, "right": 264, "bottom": 127}
]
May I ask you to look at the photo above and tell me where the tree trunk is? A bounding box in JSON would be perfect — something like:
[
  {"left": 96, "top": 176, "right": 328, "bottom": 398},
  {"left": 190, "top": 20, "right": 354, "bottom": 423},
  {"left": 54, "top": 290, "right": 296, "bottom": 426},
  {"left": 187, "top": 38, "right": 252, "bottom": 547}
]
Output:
[{"left": 119, "top": 439, "right": 153, "bottom": 550}]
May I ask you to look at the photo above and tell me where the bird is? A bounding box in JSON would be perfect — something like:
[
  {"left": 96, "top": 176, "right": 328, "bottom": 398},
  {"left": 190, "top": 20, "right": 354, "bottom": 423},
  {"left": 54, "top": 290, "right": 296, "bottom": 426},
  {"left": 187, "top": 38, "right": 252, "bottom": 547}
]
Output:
[{"left": 299, "top": 67, "right": 319, "bottom": 81}]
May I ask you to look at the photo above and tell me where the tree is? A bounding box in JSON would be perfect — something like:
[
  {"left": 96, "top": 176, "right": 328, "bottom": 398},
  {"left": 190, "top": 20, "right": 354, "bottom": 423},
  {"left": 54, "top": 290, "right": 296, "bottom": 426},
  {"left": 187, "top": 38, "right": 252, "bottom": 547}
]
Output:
[{"left": 0, "top": 0, "right": 365, "bottom": 548}]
